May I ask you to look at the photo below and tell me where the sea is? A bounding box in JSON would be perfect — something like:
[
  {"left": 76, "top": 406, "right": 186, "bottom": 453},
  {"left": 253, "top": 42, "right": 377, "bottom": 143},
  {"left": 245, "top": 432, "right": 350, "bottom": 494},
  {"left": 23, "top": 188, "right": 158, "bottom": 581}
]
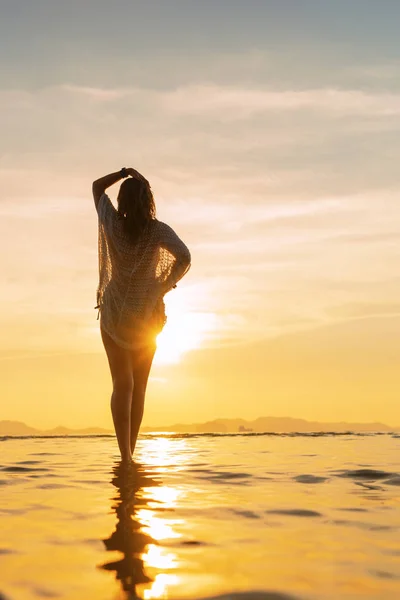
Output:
[{"left": 0, "top": 432, "right": 399, "bottom": 599}]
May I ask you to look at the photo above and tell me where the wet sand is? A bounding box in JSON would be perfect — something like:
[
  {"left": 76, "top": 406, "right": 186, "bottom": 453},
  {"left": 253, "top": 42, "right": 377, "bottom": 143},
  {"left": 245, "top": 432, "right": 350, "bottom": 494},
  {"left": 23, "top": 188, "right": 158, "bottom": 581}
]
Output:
[{"left": 0, "top": 432, "right": 399, "bottom": 599}]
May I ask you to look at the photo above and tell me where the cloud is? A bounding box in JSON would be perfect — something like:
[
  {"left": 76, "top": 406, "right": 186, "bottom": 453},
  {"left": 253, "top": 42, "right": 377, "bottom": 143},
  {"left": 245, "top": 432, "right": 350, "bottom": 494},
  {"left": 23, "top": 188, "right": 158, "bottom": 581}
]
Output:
[
  {"left": 43, "top": 83, "right": 400, "bottom": 119},
  {"left": 160, "top": 85, "right": 400, "bottom": 118},
  {"left": 2, "top": 81, "right": 400, "bottom": 208},
  {"left": 58, "top": 83, "right": 400, "bottom": 120},
  {"left": 60, "top": 84, "right": 125, "bottom": 101},
  {"left": 0, "top": 80, "right": 400, "bottom": 355},
  {"left": 5, "top": 82, "right": 400, "bottom": 118}
]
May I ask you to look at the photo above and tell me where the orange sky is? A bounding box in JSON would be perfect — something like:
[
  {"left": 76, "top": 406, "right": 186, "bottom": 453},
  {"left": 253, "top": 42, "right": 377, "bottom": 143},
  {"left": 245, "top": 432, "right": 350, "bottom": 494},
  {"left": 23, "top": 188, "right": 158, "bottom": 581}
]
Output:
[{"left": 1, "top": 3, "right": 400, "bottom": 428}]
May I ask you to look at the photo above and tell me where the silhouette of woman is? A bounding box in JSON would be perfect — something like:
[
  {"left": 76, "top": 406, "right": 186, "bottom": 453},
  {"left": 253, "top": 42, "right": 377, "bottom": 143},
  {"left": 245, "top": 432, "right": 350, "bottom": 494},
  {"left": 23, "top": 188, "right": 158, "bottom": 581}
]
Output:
[{"left": 92, "top": 168, "right": 191, "bottom": 461}]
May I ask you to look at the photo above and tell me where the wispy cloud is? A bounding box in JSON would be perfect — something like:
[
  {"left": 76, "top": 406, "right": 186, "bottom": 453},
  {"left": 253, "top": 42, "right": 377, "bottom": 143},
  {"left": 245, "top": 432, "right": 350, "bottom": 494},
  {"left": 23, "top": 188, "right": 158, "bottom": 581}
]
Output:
[
  {"left": 37, "top": 83, "right": 400, "bottom": 119},
  {"left": 1, "top": 76, "right": 400, "bottom": 353},
  {"left": 4, "top": 82, "right": 400, "bottom": 117},
  {"left": 60, "top": 84, "right": 125, "bottom": 101},
  {"left": 161, "top": 85, "right": 400, "bottom": 118}
]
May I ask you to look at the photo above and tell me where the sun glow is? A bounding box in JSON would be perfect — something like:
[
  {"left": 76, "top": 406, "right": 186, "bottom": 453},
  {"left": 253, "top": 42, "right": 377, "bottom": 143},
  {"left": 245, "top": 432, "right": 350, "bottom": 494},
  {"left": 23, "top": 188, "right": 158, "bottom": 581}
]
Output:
[
  {"left": 154, "top": 294, "right": 217, "bottom": 365},
  {"left": 142, "top": 544, "right": 178, "bottom": 570},
  {"left": 137, "top": 508, "right": 182, "bottom": 541},
  {"left": 143, "top": 574, "right": 180, "bottom": 599}
]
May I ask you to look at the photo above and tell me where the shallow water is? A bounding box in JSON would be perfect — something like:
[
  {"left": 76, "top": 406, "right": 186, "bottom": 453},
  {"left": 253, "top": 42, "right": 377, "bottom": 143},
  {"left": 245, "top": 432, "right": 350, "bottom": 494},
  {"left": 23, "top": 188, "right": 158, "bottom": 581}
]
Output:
[{"left": 0, "top": 432, "right": 400, "bottom": 599}]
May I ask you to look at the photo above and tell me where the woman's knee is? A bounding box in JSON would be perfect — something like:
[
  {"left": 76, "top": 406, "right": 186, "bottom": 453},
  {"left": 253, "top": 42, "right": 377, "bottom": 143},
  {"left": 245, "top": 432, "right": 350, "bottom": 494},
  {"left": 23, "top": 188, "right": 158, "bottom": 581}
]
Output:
[
  {"left": 133, "top": 380, "right": 147, "bottom": 396},
  {"left": 112, "top": 373, "right": 134, "bottom": 397},
  {"left": 111, "top": 380, "right": 133, "bottom": 420}
]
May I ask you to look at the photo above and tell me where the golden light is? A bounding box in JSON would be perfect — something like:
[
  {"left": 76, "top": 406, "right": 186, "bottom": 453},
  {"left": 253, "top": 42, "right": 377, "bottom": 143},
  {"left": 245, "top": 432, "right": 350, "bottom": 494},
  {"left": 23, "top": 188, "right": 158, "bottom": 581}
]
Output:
[
  {"left": 137, "top": 508, "right": 182, "bottom": 541},
  {"left": 146, "top": 485, "right": 181, "bottom": 508},
  {"left": 142, "top": 544, "right": 178, "bottom": 570},
  {"left": 135, "top": 463, "right": 183, "bottom": 599},
  {"left": 140, "top": 437, "right": 191, "bottom": 469},
  {"left": 143, "top": 574, "right": 180, "bottom": 599},
  {"left": 154, "top": 293, "right": 217, "bottom": 365}
]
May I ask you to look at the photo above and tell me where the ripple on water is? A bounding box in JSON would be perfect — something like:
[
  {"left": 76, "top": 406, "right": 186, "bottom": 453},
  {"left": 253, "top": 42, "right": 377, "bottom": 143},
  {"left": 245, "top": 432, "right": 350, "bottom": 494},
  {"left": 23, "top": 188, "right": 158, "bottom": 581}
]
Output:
[
  {"left": 336, "top": 468, "right": 396, "bottom": 480},
  {"left": 331, "top": 519, "right": 393, "bottom": 531},
  {"left": 164, "top": 539, "right": 210, "bottom": 548},
  {"left": 338, "top": 507, "right": 369, "bottom": 512},
  {"left": 29, "top": 504, "right": 52, "bottom": 511},
  {"left": 293, "top": 474, "right": 328, "bottom": 484},
  {"left": 230, "top": 509, "right": 261, "bottom": 519},
  {"left": 209, "top": 471, "right": 252, "bottom": 480},
  {"left": 266, "top": 509, "right": 323, "bottom": 518},
  {"left": 45, "top": 537, "right": 103, "bottom": 549},
  {"left": 0, "top": 508, "right": 26, "bottom": 516},
  {"left": 192, "top": 469, "right": 253, "bottom": 484},
  {"left": 30, "top": 585, "right": 60, "bottom": 598},
  {"left": 1, "top": 466, "right": 50, "bottom": 473},
  {"left": 370, "top": 569, "right": 400, "bottom": 580},
  {"left": 384, "top": 476, "right": 400, "bottom": 486},
  {"left": 36, "top": 483, "right": 73, "bottom": 490},
  {"left": 355, "top": 482, "right": 384, "bottom": 491},
  {"left": 30, "top": 452, "right": 59, "bottom": 456}
]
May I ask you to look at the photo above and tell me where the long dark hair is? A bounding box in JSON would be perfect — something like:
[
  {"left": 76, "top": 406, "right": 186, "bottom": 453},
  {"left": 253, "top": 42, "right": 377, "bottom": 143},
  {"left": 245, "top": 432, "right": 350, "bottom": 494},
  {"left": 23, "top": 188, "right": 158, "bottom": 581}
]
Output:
[{"left": 117, "top": 177, "right": 156, "bottom": 242}]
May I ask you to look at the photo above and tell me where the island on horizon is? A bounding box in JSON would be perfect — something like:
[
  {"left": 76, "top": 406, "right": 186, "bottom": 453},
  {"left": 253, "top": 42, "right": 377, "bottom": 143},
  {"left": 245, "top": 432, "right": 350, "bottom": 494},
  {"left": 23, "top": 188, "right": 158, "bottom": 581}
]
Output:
[{"left": 1, "top": 416, "right": 399, "bottom": 436}]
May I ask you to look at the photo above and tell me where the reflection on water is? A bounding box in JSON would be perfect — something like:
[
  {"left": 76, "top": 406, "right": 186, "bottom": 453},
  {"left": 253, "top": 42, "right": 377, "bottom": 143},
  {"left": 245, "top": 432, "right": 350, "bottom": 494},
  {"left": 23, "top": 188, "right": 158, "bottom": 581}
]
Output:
[{"left": 99, "top": 459, "right": 181, "bottom": 599}]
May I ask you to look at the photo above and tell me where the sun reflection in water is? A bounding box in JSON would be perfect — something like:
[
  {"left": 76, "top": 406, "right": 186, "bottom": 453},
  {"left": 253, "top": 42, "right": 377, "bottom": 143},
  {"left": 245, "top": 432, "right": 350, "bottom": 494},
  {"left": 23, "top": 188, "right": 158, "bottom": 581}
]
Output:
[
  {"left": 137, "top": 508, "right": 182, "bottom": 541},
  {"left": 140, "top": 436, "right": 191, "bottom": 471},
  {"left": 143, "top": 574, "right": 180, "bottom": 599},
  {"left": 142, "top": 544, "right": 178, "bottom": 570},
  {"left": 146, "top": 485, "right": 181, "bottom": 508}
]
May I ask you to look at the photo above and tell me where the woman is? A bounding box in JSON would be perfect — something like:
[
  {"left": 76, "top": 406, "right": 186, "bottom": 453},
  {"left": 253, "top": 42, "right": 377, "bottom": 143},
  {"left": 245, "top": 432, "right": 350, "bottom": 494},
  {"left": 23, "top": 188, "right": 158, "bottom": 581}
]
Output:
[{"left": 92, "top": 167, "right": 191, "bottom": 462}]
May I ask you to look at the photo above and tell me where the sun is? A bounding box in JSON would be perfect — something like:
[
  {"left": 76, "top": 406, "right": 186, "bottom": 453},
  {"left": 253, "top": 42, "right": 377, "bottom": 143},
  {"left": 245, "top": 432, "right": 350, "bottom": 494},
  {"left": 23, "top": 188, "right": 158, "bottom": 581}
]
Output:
[{"left": 153, "top": 294, "right": 216, "bottom": 365}]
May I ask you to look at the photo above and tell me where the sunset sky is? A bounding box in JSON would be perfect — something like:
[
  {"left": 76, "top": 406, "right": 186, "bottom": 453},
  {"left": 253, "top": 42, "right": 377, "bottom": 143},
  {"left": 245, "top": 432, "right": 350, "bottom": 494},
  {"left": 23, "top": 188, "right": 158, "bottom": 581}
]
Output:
[{"left": 1, "top": 1, "right": 400, "bottom": 429}]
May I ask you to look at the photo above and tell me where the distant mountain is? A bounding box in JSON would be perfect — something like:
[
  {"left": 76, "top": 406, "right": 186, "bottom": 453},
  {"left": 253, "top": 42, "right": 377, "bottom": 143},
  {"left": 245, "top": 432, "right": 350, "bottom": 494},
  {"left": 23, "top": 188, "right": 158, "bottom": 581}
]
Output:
[
  {"left": 45, "top": 426, "right": 112, "bottom": 435},
  {"left": 0, "top": 421, "right": 40, "bottom": 436},
  {"left": 141, "top": 416, "right": 399, "bottom": 434},
  {"left": 0, "top": 421, "right": 112, "bottom": 436},
  {"left": 1, "top": 417, "right": 398, "bottom": 437}
]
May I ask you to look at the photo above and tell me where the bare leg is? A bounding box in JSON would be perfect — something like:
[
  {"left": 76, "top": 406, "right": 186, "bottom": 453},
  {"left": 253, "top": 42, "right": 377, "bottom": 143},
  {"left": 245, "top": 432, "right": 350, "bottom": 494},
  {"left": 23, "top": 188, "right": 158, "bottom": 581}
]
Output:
[
  {"left": 101, "top": 327, "right": 133, "bottom": 462},
  {"left": 110, "top": 378, "right": 133, "bottom": 462},
  {"left": 130, "top": 342, "right": 156, "bottom": 455}
]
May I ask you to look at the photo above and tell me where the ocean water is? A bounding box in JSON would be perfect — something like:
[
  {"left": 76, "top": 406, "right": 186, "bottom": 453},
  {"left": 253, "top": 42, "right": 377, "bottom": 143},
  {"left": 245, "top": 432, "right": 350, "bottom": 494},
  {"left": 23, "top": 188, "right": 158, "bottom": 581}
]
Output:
[{"left": 0, "top": 432, "right": 400, "bottom": 600}]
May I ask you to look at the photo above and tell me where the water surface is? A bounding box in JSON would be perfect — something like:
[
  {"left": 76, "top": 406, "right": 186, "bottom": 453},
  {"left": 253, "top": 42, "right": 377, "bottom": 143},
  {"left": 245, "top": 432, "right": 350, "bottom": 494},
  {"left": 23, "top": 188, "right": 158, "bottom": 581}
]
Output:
[{"left": 0, "top": 432, "right": 399, "bottom": 599}]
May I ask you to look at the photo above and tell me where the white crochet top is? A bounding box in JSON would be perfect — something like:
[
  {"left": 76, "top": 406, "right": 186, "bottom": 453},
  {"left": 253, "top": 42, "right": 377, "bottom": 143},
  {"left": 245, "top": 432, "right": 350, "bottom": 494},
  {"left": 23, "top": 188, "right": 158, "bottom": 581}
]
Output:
[{"left": 96, "top": 193, "right": 191, "bottom": 349}]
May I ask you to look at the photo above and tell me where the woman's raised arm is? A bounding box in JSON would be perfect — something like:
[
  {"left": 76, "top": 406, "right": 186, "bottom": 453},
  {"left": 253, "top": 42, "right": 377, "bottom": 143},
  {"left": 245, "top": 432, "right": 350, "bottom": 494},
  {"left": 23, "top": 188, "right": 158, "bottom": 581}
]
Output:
[
  {"left": 92, "top": 170, "right": 127, "bottom": 208},
  {"left": 92, "top": 167, "right": 148, "bottom": 209}
]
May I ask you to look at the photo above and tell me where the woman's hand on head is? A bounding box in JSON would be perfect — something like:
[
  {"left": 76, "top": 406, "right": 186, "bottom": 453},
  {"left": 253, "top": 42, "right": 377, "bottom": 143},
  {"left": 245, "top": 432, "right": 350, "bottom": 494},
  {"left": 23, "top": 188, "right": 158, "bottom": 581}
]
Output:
[{"left": 126, "top": 167, "right": 147, "bottom": 183}]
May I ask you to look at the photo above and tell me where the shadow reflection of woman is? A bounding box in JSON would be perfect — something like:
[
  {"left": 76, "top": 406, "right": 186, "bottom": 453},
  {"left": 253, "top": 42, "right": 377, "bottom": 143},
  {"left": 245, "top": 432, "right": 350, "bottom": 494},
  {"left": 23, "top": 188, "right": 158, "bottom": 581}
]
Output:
[{"left": 99, "top": 461, "right": 159, "bottom": 597}]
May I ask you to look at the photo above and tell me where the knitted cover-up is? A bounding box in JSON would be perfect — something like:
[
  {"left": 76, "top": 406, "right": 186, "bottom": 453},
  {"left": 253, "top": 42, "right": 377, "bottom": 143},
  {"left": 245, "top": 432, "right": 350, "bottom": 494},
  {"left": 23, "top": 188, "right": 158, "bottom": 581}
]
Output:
[{"left": 96, "top": 193, "right": 191, "bottom": 349}]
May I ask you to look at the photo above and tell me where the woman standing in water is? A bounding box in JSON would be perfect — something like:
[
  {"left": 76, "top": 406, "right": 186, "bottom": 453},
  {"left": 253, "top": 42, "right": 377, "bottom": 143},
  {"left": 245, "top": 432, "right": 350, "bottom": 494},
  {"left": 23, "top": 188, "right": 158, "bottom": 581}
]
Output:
[{"left": 92, "top": 168, "right": 191, "bottom": 462}]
